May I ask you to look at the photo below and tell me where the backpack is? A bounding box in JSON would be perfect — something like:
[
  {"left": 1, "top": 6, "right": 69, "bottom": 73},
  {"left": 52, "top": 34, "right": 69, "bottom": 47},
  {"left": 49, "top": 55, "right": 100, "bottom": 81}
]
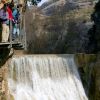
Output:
[{"left": 13, "top": 8, "right": 19, "bottom": 21}]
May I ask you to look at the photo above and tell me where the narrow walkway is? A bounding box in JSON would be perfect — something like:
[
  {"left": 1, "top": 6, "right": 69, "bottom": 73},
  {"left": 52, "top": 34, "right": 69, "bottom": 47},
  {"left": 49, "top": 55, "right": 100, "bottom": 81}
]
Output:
[{"left": 0, "top": 41, "right": 24, "bottom": 49}]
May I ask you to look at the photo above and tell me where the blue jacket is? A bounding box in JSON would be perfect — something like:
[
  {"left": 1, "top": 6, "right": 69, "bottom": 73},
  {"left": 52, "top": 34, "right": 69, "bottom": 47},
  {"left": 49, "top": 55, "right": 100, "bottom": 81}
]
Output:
[{"left": 12, "top": 8, "right": 19, "bottom": 21}]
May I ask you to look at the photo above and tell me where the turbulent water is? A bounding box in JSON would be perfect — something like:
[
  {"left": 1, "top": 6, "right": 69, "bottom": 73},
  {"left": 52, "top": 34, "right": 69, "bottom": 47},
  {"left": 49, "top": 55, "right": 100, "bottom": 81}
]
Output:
[{"left": 8, "top": 55, "right": 88, "bottom": 100}]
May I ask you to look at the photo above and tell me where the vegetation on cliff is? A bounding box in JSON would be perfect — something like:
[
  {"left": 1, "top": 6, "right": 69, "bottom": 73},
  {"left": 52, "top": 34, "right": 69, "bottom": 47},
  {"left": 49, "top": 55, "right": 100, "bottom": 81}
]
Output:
[{"left": 87, "top": 0, "right": 100, "bottom": 53}]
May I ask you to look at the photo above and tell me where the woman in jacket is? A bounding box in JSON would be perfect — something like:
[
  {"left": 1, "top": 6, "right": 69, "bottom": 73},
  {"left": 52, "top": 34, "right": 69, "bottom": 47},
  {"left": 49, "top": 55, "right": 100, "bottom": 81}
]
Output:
[{"left": 0, "top": 1, "right": 9, "bottom": 42}]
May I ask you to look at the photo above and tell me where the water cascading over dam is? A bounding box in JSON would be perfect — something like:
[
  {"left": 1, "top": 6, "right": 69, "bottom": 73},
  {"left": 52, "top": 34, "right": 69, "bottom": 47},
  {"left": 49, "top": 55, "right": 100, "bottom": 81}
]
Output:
[{"left": 8, "top": 55, "right": 88, "bottom": 100}]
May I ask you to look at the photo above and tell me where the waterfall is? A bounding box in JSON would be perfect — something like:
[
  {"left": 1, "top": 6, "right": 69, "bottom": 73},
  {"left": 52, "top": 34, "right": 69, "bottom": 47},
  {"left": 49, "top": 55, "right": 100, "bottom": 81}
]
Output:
[{"left": 8, "top": 55, "right": 88, "bottom": 100}]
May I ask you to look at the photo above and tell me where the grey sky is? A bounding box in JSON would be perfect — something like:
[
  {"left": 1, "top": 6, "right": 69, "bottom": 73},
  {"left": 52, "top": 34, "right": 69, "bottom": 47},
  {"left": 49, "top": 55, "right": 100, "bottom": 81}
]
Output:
[{"left": 38, "top": 0, "right": 49, "bottom": 6}]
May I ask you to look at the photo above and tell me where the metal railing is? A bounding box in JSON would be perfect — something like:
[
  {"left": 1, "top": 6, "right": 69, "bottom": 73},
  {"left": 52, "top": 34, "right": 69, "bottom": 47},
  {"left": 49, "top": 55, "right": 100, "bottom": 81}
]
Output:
[
  {"left": 9, "top": 20, "right": 13, "bottom": 48},
  {"left": 0, "top": 11, "right": 26, "bottom": 50},
  {"left": 9, "top": 13, "right": 26, "bottom": 49}
]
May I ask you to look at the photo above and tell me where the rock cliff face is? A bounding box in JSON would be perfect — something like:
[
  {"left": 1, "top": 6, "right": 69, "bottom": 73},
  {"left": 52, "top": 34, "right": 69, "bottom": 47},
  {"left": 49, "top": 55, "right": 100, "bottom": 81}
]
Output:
[
  {"left": 87, "top": 0, "right": 100, "bottom": 53},
  {"left": 25, "top": 10, "right": 68, "bottom": 53},
  {"left": 25, "top": 1, "right": 94, "bottom": 53},
  {"left": 41, "top": 0, "right": 94, "bottom": 15},
  {"left": 0, "top": 64, "right": 9, "bottom": 100}
]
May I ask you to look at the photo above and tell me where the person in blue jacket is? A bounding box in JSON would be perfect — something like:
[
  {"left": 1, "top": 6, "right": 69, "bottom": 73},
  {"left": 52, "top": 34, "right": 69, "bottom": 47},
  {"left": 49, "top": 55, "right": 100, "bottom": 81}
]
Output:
[{"left": 12, "top": 5, "right": 20, "bottom": 40}]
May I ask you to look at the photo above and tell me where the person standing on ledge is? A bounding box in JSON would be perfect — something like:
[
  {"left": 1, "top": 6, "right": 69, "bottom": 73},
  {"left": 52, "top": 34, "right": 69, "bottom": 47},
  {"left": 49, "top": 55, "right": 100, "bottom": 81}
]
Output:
[
  {"left": 12, "top": 4, "right": 20, "bottom": 40},
  {"left": 0, "top": 0, "right": 9, "bottom": 42}
]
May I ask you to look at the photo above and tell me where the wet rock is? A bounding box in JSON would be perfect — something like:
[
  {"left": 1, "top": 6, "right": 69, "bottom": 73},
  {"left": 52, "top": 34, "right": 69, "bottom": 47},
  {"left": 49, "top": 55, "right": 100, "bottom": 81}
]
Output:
[
  {"left": 75, "top": 54, "right": 100, "bottom": 99},
  {"left": 0, "top": 78, "right": 3, "bottom": 82},
  {"left": 92, "top": 61, "right": 100, "bottom": 100}
]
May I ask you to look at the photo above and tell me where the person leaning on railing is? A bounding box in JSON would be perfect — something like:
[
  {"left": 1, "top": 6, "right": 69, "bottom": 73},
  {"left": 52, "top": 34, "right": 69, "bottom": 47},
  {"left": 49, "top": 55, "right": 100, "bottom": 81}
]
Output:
[
  {"left": 12, "top": 4, "right": 20, "bottom": 40},
  {"left": 0, "top": 0, "right": 9, "bottom": 42},
  {"left": 0, "top": 1, "right": 4, "bottom": 41},
  {"left": 0, "top": 0, "right": 14, "bottom": 43}
]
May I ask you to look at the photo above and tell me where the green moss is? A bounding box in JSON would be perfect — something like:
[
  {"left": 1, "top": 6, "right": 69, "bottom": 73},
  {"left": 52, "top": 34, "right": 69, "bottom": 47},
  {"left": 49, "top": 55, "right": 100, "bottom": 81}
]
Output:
[
  {"left": 76, "top": 54, "right": 97, "bottom": 67},
  {"left": 75, "top": 54, "right": 97, "bottom": 97},
  {"left": 0, "top": 92, "right": 6, "bottom": 100},
  {"left": 10, "top": 94, "right": 14, "bottom": 100}
]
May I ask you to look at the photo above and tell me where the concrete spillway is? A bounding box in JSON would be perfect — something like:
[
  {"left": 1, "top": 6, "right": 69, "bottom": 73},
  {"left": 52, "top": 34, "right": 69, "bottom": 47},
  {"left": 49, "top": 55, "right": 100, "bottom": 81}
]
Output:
[{"left": 8, "top": 55, "right": 88, "bottom": 100}]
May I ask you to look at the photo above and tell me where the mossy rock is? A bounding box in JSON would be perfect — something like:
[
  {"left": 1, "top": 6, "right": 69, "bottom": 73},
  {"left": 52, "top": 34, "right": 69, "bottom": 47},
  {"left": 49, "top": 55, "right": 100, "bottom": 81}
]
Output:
[
  {"left": 10, "top": 94, "right": 14, "bottom": 100},
  {"left": 89, "top": 61, "right": 100, "bottom": 100},
  {"left": 1, "top": 96, "right": 6, "bottom": 100},
  {"left": 0, "top": 77, "right": 3, "bottom": 82},
  {"left": 0, "top": 93, "right": 6, "bottom": 100},
  {"left": 76, "top": 54, "right": 97, "bottom": 67}
]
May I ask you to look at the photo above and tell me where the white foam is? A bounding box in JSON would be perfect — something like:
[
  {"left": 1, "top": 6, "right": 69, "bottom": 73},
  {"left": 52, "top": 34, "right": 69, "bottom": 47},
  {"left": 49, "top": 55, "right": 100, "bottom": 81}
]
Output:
[{"left": 8, "top": 55, "right": 88, "bottom": 100}]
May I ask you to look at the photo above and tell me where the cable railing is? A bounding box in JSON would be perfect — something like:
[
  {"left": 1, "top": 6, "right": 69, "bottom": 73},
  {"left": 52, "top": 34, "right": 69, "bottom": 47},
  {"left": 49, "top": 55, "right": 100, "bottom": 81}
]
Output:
[
  {"left": 9, "top": 20, "right": 13, "bottom": 48},
  {"left": 0, "top": 14, "right": 26, "bottom": 50}
]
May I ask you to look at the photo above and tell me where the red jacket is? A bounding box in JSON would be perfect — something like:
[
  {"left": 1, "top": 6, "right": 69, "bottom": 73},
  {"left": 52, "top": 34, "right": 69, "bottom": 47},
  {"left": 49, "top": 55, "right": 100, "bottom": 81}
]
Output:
[{"left": 7, "top": 7, "right": 13, "bottom": 20}]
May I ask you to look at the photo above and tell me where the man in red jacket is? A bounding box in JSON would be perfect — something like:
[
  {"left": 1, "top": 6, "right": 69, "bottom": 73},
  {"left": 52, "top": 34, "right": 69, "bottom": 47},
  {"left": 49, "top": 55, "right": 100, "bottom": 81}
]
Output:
[{"left": 7, "top": 6, "right": 13, "bottom": 21}]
